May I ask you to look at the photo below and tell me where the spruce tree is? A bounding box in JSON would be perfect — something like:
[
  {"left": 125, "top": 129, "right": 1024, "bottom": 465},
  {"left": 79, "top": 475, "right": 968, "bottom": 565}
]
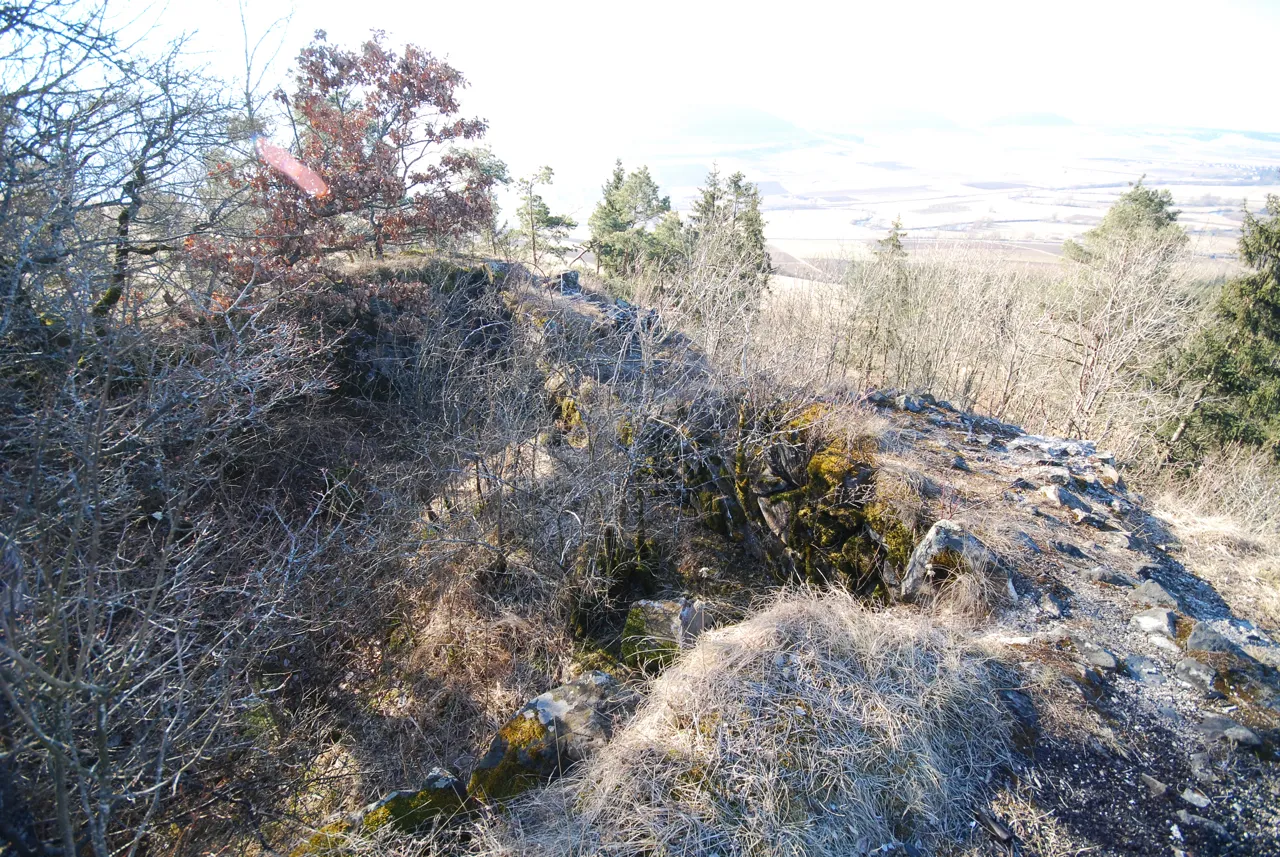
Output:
[
  {"left": 588, "top": 160, "right": 671, "bottom": 276},
  {"left": 687, "top": 166, "right": 771, "bottom": 285},
  {"left": 1064, "top": 177, "right": 1186, "bottom": 264},
  {"left": 1172, "top": 195, "right": 1280, "bottom": 457},
  {"left": 876, "top": 216, "right": 907, "bottom": 262}
]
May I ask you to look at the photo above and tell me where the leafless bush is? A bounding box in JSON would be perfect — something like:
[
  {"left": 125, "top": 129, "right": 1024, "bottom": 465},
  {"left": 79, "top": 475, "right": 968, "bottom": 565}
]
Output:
[
  {"left": 1155, "top": 445, "right": 1280, "bottom": 538},
  {"left": 752, "top": 237, "right": 1200, "bottom": 464}
]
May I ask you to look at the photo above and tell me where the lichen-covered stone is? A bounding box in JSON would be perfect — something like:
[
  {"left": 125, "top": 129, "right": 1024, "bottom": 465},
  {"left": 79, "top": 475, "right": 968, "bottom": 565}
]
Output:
[
  {"left": 621, "top": 598, "right": 707, "bottom": 671},
  {"left": 1070, "top": 635, "right": 1119, "bottom": 672},
  {"left": 1097, "top": 463, "right": 1125, "bottom": 490},
  {"left": 758, "top": 492, "right": 798, "bottom": 543},
  {"left": 361, "top": 769, "right": 466, "bottom": 833},
  {"left": 468, "top": 671, "right": 638, "bottom": 801},
  {"left": 1175, "top": 657, "right": 1218, "bottom": 692},
  {"left": 1196, "top": 715, "right": 1263, "bottom": 748},
  {"left": 1186, "top": 623, "right": 1240, "bottom": 655},
  {"left": 765, "top": 441, "right": 810, "bottom": 488},
  {"left": 1129, "top": 579, "right": 1181, "bottom": 610},
  {"left": 900, "top": 520, "right": 994, "bottom": 601}
]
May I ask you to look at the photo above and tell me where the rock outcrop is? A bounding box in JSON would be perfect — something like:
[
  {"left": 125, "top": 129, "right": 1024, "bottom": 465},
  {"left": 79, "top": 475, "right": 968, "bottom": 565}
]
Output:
[
  {"left": 900, "top": 519, "right": 996, "bottom": 601},
  {"left": 468, "top": 671, "right": 638, "bottom": 801},
  {"left": 621, "top": 598, "right": 707, "bottom": 671}
]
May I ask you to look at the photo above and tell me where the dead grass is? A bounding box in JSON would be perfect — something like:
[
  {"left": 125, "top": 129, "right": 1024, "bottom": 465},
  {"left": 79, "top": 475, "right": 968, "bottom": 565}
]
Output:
[
  {"left": 964, "top": 782, "right": 1091, "bottom": 857},
  {"left": 1154, "top": 447, "right": 1280, "bottom": 632},
  {"left": 476, "top": 589, "right": 1014, "bottom": 857}
]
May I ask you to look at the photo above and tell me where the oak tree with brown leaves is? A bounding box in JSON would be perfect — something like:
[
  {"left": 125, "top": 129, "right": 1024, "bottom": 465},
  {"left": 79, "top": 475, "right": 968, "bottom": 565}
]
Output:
[{"left": 193, "top": 31, "right": 495, "bottom": 285}]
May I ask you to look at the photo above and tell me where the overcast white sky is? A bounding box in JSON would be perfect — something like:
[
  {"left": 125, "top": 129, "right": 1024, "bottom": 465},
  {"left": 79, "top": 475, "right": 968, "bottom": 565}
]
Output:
[{"left": 124, "top": 0, "right": 1280, "bottom": 216}]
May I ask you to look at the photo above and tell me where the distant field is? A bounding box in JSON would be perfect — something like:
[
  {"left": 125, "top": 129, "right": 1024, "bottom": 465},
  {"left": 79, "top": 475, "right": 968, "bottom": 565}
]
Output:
[
  {"left": 652, "top": 123, "right": 1280, "bottom": 265},
  {"left": 767, "top": 239, "right": 1245, "bottom": 286}
]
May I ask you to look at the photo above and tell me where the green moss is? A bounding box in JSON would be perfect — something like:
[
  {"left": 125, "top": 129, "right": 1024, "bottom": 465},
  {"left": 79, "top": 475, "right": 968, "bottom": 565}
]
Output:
[
  {"left": 803, "top": 433, "right": 876, "bottom": 498},
  {"left": 617, "top": 416, "right": 636, "bottom": 447},
  {"left": 467, "top": 715, "right": 551, "bottom": 802},
  {"left": 621, "top": 605, "right": 680, "bottom": 672},
  {"left": 242, "top": 701, "right": 278, "bottom": 745},
  {"left": 91, "top": 284, "right": 123, "bottom": 317},
  {"left": 572, "top": 642, "right": 621, "bottom": 675},
  {"left": 289, "top": 822, "right": 351, "bottom": 857},
  {"left": 556, "top": 394, "right": 583, "bottom": 430},
  {"left": 865, "top": 501, "right": 918, "bottom": 570},
  {"left": 785, "top": 402, "right": 828, "bottom": 431},
  {"left": 361, "top": 786, "right": 463, "bottom": 834}
]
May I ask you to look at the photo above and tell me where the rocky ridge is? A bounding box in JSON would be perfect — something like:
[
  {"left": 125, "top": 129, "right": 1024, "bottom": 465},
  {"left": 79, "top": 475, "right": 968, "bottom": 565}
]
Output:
[{"left": 295, "top": 271, "right": 1280, "bottom": 856}]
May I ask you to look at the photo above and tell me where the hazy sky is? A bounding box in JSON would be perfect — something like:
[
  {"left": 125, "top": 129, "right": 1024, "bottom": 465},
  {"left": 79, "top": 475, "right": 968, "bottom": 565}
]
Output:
[{"left": 126, "top": 0, "right": 1280, "bottom": 216}]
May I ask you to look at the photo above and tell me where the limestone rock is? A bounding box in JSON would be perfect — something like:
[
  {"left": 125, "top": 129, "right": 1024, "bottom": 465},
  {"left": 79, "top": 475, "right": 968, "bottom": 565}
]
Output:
[
  {"left": 1007, "top": 435, "right": 1097, "bottom": 459},
  {"left": 1128, "top": 579, "right": 1180, "bottom": 610},
  {"left": 1175, "top": 810, "right": 1229, "bottom": 838},
  {"left": 899, "top": 520, "right": 994, "bottom": 601},
  {"left": 1174, "top": 657, "right": 1218, "bottom": 692},
  {"left": 1051, "top": 540, "right": 1088, "bottom": 560},
  {"left": 1038, "top": 484, "right": 1090, "bottom": 513},
  {"left": 1189, "top": 752, "right": 1219, "bottom": 784},
  {"left": 1180, "top": 788, "right": 1211, "bottom": 810},
  {"left": 1023, "top": 465, "right": 1072, "bottom": 486},
  {"left": 361, "top": 769, "right": 466, "bottom": 833},
  {"left": 998, "top": 688, "right": 1039, "bottom": 740},
  {"left": 1124, "top": 655, "right": 1165, "bottom": 686},
  {"left": 1130, "top": 608, "right": 1176, "bottom": 639},
  {"left": 765, "top": 442, "right": 810, "bottom": 488},
  {"left": 1082, "top": 566, "right": 1136, "bottom": 586},
  {"left": 1140, "top": 773, "right": 1168, "bottom": 797},
  {"left": 1097, "top": 463, "right": 1125, "bottom": 490},
  {"left": 542, "top": 270, "right": 580, "bottom": 294},
  {"left": 469, "top": 672, "right": 638, "bottom": 801},
  {"left": 1186, "top": 623, "right": 1239, "bottom": 655},
  {"left": 895, "top": 394, "right": 923, "bottom": 413},
  {"left": 757, "top": 493, "right": 798, "bottom": 544},
  {"left": 1196, "top": 715, "right": 1263, "bottom": 748},
  {"left": 1038, "top": 590, "right": 1066, "bottom": 619},
  {"left": 753, "top": 472, "right": 790, "bottom": 497},
  {"left": 1071, "top": 635, "right": 1119, "bottom": 671},
  {"left": 621, "top": 598, "right": 707, "bottom": 670},
  {"left": 1070, "top": 508, "right": 1116, "bottom": 530}
]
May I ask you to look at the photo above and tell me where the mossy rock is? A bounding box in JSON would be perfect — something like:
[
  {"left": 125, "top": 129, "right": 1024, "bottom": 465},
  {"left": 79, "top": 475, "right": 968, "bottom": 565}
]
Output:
[
  {"left": 621, "top": 598, "right": 707, "bottom": 672},
  {"left": 572, "top": 641, "right": 622, "bottom": 675},
  {"left": 900, "top": 520, "right": 994, "bottom": 601},
  {"left": 864, "top": 500, "right": 919, "bottom": 571},
  {"left": 361, "top": 769, "right": 466, "bottom": 833},
  {"left": 468, "top": 671, "right": 638, "bottom": 802}
]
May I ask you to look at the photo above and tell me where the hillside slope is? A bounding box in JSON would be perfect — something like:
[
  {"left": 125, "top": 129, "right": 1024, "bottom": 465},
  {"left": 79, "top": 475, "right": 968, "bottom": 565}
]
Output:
[{"left": 290, "top": 269, "right": 1280, "bottom": 857}]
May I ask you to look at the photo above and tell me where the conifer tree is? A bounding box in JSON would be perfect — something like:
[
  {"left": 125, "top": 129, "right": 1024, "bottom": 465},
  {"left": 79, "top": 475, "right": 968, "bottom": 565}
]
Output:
[
  {"left": 517, "top": 166, "right": 577, "bottom": 269},
  {"left": 687, "top": 167, "right": 770, "bottom": 285},
  {"left": 1171, "top": 195, "right": 1280, "bottom": 457},
  {"left": 1064, "top": 177, "right": 1186, "bottom": 264},
  {"left": 588, "top": 160, "right": 671, "bottom": 276},
  {"left": 876, "top": 216, "right": 907, "bottom": 262}
]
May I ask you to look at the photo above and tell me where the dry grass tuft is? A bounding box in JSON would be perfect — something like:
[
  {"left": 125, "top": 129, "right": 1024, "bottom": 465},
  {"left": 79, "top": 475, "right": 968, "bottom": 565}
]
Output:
[
  {"left": 1154, "top": 447, "right": 1280, "bottom": 633},
  {"left": 479, "top": 589, "right": 1014, "bottom": 856},
  {"left": 963, "top": 782, "right": 1088, "bottom": 857}
]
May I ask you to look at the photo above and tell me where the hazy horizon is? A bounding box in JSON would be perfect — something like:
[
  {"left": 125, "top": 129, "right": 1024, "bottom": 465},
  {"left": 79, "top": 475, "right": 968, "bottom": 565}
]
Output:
[{"left": 126, "top": 0, "right": 1280, "bottom": 253}]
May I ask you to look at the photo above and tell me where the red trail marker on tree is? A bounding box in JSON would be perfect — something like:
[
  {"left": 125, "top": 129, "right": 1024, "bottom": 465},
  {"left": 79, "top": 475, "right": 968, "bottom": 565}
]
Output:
[{"left": 253, "top": 135, "right": 329, "bottom": 198}]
